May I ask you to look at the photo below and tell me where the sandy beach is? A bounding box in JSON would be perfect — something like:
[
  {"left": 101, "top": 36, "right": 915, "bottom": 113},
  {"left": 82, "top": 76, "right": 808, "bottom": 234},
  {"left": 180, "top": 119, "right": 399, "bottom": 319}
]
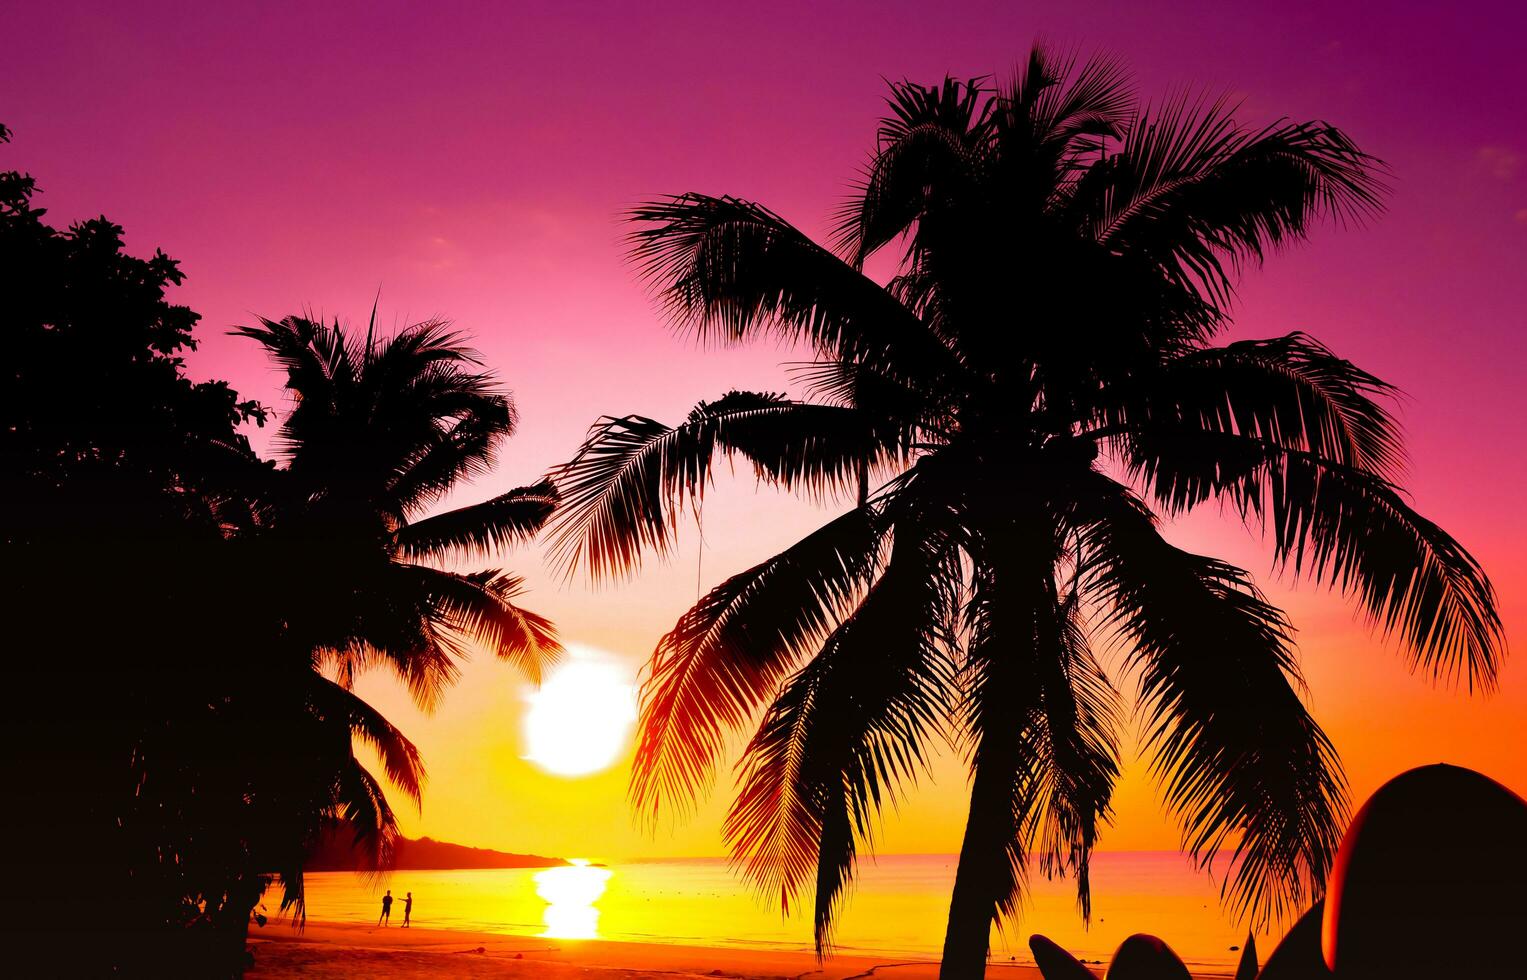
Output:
[{"left": 246, "top": 921, "right": 1235, "bottom": 979}]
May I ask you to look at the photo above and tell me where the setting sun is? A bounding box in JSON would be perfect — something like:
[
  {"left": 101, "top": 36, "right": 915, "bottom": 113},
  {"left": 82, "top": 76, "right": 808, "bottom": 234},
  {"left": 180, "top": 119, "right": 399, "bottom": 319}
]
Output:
[{"left": 522, "top": 650, "right": 637, "bottom": 777}]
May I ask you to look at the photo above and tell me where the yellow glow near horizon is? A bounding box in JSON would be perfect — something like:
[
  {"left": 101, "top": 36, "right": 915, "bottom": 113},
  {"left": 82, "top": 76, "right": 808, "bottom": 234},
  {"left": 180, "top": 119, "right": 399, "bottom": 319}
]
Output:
[
  {"left": 534, "top": 859, "right": 613, "bottom": 939},
  {"left": 522, "top": 651, "right": 637, "bottom": 777}
]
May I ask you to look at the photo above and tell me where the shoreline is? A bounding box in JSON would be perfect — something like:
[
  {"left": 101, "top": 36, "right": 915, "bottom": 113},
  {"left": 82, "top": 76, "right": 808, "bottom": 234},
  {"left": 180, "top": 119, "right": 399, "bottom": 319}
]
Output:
[{"left": 247, "top": 920, "right": 1236, "bottom": 979}]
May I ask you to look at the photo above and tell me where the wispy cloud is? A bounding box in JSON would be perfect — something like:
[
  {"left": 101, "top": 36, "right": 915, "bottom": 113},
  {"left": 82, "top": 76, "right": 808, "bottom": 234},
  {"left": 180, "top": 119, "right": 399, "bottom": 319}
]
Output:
[{"left": 1475, "top": 146, "right": 1521, "bottom": 180}]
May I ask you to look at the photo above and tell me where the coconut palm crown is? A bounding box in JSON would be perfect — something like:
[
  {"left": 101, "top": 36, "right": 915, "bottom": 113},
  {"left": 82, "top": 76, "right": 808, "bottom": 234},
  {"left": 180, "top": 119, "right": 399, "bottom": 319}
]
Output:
[
  {"left": 234, "top": 313, "right": 563, "bottom": 917},
  {"left": 549, "top": 48, "right": 1504, "bottom": 979}
]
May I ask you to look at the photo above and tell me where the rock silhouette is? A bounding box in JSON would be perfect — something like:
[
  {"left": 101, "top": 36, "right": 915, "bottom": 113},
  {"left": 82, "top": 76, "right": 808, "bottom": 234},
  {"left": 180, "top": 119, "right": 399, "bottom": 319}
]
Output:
[
  {"left": 1321, "top": 764, "right": 1527, "bottom": 979},
  {"left": 1233, "top": 931, "right": 1258, "bottom": 980},
  {"left": 1029, "top": 934, "right": 1100, "bottom": 979},
  {"left": 1104, "top": 934, "right": 1192, "bottom": 980}
]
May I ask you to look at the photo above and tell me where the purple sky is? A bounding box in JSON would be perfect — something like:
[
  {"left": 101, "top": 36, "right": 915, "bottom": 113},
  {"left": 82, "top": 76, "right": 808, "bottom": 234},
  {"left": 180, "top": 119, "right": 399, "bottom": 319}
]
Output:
[{"left": 4, "top": 2, "right": 1524, "bottom": 860}]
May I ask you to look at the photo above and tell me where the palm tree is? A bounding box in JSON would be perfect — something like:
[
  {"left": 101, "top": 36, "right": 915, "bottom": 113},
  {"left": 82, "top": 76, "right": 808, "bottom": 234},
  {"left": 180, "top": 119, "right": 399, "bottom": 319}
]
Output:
[
  {"left": 549, "top": 49, "right": 1505, "bottom": 979},
  {"left": 228, "top": 313, "right": 562, "bottom": 935}
]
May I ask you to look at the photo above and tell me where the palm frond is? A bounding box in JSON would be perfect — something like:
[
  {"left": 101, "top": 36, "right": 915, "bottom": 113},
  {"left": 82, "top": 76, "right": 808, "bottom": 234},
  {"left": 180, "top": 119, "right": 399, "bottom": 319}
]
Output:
[
  {"left": 726, "top": 524, "right": 959, "bottom": 954},
  {"left": 547, "top": 392, "right": 896, "bottom": 578},
  {"left": 1184, "top": 334, "right": 1400, "bottom": 473},
  {"left": 835, "top": 76, "right": 992, "bottom": 266},
  {"left": 373, "top": 334, "right": 513, "bottom": 454},
  {"left": 1263, "top": 451, "right": 1504, "bottom": 689},
  {"left": 366, "top": 318, "right": 482, "bottom": 384},
  {"left": 1122, "top": 428, "right": 1504, "bottom": 690},
  {"left": 274, "top": 866, "right": 308, "bottom": 925},
  {"left": 231, "top": 316, "right": 346, "bottom": 457},
  {"left": 1032, "top": 591, "right": 1122, "bottom": 921},
  {"left": 995, "top": 46, "right": 1133, "bottom": 204},
  {"left": 1078, "top": 480, "right": 1346, "bottom": 925},
  {"left": 334, "top": 756, "right": 402, "bottom": 874},
  {"left": 407, "top": 565, "right": 563, "bottom": 683},
  {"left": 395, "top": 479, "right": 559, "bottom": 561},
  {"left": 1088, "top": 98, "right": 1385, "bottom": 305},
  {"left": 309, "top": 675, "right": 426, "bottom": 804},
  {"left": 789, "top": 359, "right": 952, "bottom": 440},
  {"left": 386, "top": 410, "right": 509, "bottom": 517},
  {"left": 631, "top": 504, "right": 884, "bottom": 823},
  {"left": 1098, "top": 332, "right": 1404, "bottom": 475},
  {"left": 627, "top": 194, "right": 960, "bottom": 382},
  {"left": 1018, "top": 46, "right": 1133, "bottom": 146},
  {"left": 313, "top": 570, "right": 463, "bottom": 712}
]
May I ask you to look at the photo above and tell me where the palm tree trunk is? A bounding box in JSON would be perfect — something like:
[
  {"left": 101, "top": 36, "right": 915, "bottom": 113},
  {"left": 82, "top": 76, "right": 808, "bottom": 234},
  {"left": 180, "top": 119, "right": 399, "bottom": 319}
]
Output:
[{"left": 939, "top": 747, "right": 1019, "bottom": 979}]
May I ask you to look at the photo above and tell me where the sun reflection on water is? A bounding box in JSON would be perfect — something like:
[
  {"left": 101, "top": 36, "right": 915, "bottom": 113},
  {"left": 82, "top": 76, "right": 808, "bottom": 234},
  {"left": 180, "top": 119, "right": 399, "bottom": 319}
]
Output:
[{"left": 533, "top": 859, "right": 612, "bottom": 939}]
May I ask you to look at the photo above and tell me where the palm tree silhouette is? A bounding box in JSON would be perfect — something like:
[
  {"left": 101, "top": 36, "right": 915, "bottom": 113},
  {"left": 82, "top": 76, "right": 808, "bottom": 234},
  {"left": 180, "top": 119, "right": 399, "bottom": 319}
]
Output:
[
  {"left": 234, "top": 313, "right": 562, "bottom": 921},
  {"left": 549, "top": 48, "right": 1504, "bottom": 978}
]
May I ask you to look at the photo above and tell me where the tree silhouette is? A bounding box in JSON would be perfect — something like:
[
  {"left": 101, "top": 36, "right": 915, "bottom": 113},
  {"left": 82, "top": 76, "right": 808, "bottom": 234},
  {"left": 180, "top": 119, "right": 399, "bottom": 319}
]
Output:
[
  {"left": 2, "top": 119, "right": 560, "bottom": 974},
  {"left": 228, "top": 313, "right": 562, "bottom": 931},
  {"left": 549, "top": 49, "right": 1504, "bottom": 979},
  {"left": 1, "top": 121, "right": 270, "bottom": 974},
  {"left": 131, "top": 315, "right": 564, "bottom": 973}
]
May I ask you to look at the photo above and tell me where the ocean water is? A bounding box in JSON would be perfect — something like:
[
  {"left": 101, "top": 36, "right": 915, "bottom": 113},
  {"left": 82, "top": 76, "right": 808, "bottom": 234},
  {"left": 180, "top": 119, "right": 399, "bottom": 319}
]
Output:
[{"left": 283, "top": 853, "right": 1278, "bottom": 971}]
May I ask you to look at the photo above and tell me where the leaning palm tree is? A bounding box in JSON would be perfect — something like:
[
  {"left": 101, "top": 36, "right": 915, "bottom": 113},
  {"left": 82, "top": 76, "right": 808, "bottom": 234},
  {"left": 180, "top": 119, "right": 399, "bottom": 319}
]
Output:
[
  {"left": 549, "top": 49, "right": 1504, "bottom": 979},
  {"left": 231, "top": 313, "right": 562, "bottom": 927}
]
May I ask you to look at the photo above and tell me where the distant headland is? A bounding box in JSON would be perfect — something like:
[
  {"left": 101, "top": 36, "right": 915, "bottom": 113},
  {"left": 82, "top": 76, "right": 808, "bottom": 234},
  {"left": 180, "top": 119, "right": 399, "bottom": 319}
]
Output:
[{"left": 306, "top": 827, "right": 570, "bottom": 871}]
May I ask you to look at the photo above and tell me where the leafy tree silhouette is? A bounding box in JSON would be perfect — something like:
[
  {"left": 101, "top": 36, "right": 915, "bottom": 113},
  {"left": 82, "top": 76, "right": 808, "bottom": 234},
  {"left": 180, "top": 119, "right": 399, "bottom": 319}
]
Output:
[
  {"left": 1, "top": 120, "right": 270, "bottom": 974},
  {"left": 1, "top": 123, "right": 559, "bottom": 976}
]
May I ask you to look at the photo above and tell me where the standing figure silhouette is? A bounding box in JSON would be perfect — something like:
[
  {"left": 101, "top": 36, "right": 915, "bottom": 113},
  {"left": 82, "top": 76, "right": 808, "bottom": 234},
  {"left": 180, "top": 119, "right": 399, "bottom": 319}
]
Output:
[
  {"left": 378, "top": 890, "right": 393, "bottom": 927},
  {"left": 402, "top": 892, "right": 413, "bottom": 928}
]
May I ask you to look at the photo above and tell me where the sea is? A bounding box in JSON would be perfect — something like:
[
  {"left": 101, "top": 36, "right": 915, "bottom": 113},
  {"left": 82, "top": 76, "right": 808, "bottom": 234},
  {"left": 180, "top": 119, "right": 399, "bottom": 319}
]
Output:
[{"left": 283, "top": 852, "right": 1282, "bottom": 972}]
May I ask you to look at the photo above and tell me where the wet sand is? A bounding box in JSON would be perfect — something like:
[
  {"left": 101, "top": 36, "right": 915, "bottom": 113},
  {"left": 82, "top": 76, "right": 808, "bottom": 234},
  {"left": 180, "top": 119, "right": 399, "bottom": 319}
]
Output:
[{"left": 247, "top": 921, "right": 1234, "bottom": 978}]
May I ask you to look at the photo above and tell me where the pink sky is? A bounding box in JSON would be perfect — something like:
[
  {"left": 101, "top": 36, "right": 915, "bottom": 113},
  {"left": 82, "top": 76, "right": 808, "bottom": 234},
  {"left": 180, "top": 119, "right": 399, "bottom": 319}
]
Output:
[{"left": 5, "top": 1, "right": 1525, "bottom": 861}]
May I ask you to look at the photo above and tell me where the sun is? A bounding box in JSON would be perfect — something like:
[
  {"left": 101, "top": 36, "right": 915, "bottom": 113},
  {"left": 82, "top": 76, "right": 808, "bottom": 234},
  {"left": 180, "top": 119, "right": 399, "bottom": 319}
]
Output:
[{"left": 522, "top": 649, "right": 637, "bottom": 777}]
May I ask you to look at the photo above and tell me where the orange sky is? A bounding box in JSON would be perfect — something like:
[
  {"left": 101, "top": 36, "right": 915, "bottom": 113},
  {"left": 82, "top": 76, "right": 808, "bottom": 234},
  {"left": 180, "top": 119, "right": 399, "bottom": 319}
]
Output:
[
  {"left": 6, "top": 1, "right": 1524, "bottom": 864},
  {"left": 350, "top": 481, "right": 1527, "bottom": 862}
]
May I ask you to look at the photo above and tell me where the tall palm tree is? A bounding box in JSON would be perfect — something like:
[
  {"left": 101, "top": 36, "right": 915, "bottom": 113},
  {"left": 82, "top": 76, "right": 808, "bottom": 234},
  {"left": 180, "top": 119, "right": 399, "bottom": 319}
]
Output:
[
  {"left": 549, "top": 50, "right": 1504, "bottom": 979},
  {"left": 229, "top": 313, "right": 562, "bottom": 931}
]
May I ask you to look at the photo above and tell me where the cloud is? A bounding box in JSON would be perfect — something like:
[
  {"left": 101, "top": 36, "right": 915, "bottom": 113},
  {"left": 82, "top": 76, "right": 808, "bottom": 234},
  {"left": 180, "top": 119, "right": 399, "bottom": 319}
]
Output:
[{"left": 1475, "top": 146, "right": 1521, "bottom": 180}]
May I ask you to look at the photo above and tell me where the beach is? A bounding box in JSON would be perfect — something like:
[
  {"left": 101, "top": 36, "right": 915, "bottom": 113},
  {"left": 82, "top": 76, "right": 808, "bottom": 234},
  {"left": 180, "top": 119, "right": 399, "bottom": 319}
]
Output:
[
  {"left": 247, "top": 921, "right": 1236, "bottom": 978},
  {"left": 241, "top": 858, "right": 1257, "bottom": 978},
  {"left": 283, "top": 857, "right": 1263, "bottom": 970}
]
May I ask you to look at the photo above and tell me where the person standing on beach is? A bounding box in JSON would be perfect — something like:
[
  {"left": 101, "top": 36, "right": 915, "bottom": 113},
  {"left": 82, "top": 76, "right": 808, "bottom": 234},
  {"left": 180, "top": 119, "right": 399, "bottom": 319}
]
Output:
[
  {"left": 402, "top": 892, "right": 413, "bottom": 928},
  {"left": 379, "top": 890, "right": 393, "bottom": 927}
]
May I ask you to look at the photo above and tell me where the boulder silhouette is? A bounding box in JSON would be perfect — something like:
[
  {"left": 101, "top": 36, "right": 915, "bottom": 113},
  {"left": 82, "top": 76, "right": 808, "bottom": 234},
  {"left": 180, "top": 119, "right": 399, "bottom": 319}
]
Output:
[
  {"left": 1257, "top": 900, "right": 1329, "bottom": 979},
  {"left": 1104, "top": 934, "right": 1191, "bottom": 980},
  {"left": 1029, "top": 934, "right": 1100, "bottom": 979},
  {"left": 1232, "top": 931, "right": 1257, "bottom": 980},
  {"left": 1322, "top": 764, "right": 1527, "bottom": 979}
]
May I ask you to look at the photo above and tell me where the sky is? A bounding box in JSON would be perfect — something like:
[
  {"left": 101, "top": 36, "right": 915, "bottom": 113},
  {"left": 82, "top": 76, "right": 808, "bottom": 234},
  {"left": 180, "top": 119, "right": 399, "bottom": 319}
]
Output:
[{"left": 5, "top": 1, "right": 1525, "bottom": 865}]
